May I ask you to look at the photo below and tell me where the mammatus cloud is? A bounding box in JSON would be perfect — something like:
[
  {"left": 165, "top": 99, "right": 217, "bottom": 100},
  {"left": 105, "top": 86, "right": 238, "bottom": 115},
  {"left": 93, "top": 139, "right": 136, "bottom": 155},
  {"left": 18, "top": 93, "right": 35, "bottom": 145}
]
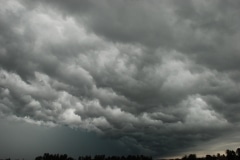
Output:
[{"left": 0, "top": 0, "right": 240, "bottom": 157}]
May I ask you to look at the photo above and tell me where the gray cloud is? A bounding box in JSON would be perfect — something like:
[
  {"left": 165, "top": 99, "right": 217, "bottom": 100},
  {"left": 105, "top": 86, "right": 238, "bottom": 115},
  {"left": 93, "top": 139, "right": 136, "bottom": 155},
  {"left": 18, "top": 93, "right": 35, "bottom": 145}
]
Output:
[{"left": 0, "top": 0, "right": 240, "bottom": 158}]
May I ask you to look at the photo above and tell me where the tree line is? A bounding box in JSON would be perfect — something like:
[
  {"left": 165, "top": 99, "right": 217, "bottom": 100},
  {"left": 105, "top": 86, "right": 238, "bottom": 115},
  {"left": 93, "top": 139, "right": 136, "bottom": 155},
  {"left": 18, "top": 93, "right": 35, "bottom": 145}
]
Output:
[
  {"left": 1, "top": 147, "right": 240, "bottom": 160},
  {"left": 34, "top": 153, "right": 152, "bottom": 160},
  {"left": 33, "top": 148, "right": 240, "bottom": 160},
  {"left": 168, "top": 147, "right": 240, "bottom": 160}
]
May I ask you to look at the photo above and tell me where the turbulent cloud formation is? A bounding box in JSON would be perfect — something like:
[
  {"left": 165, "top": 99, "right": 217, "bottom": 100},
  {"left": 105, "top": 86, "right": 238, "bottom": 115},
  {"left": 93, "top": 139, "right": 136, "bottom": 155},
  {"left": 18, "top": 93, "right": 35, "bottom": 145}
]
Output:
[{"left": 1, "top": 0, "right": 240, "bottom": 158}]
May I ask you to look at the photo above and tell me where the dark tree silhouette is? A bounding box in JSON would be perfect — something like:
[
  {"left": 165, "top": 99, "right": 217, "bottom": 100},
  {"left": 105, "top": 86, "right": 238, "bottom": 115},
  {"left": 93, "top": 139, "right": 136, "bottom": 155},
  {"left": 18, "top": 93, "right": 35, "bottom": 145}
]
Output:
[
  {"left": 35, "top": 154, "right": 152, "bottom": 160},
  {"left": 236, "top": 148, "right": 240, "bottom": 160},
  {"left": 205, "top": 155, "right": 217, "bottom": 160},
  {"left": 226, "top": 149, "right": 237, "bottom": 160},
  {"left": 188, "top": 154, "right": 197, "bottom": 160},
  {"left": 15, "top": 147, "right": 240, "bottom": 160}
]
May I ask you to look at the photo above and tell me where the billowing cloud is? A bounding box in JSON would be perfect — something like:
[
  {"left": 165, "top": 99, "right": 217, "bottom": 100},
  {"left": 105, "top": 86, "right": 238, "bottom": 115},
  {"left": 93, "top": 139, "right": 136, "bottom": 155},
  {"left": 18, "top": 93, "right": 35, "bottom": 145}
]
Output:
[{"left": 0, "top": 0, "right": 240, "bottom": 158}]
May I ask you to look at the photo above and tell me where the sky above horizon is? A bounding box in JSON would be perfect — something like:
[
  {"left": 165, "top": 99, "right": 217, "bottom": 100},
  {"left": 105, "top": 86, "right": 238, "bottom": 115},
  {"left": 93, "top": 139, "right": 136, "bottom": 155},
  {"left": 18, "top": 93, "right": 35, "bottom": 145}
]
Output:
[{"left": 1, "top": 0, "right": 240, "bottom": 159}]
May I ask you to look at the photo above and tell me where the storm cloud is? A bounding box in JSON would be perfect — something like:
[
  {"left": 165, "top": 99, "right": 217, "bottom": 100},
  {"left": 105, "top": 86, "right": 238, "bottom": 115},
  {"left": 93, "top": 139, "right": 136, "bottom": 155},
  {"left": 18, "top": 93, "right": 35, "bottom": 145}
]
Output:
[{"left": 1, "top": 0, "right": 240, "bottom": 158}]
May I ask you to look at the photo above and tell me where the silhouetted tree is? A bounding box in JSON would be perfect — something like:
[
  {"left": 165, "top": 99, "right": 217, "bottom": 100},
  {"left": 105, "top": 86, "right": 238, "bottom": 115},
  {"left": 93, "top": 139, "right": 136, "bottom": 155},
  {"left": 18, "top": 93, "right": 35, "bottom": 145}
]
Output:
[
  {"left": 226, "top": 149, "right": 236, "bottom": 160},
  {"left": 181, "top": 155, "right": 188, "bottom": 160},
  {"left": 236, "top": 148, "right": 240, "bottom": 160},
  {"left": 188, "top": 154, "right": 196, "bottom": 160},
  {"left": 35, "top": 156, "right": 43, "bottom": 160},
  {"left": 206, "top": 155, "right": 212, "bottom": 160}
]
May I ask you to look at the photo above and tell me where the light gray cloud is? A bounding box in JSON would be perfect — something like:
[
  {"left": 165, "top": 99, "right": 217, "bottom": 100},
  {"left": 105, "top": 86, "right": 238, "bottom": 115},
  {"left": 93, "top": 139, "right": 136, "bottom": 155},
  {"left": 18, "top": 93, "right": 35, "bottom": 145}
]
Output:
[{"left": 0, "top": 0, "right": 240, "bottom": 158}]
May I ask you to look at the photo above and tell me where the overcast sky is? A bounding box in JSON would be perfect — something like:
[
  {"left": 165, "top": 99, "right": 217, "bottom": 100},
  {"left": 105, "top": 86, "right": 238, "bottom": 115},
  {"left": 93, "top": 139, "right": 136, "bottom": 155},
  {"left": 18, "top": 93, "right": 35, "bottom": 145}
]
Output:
[{"left": 1, "top": 0, "right": 240, "bottom": 159}]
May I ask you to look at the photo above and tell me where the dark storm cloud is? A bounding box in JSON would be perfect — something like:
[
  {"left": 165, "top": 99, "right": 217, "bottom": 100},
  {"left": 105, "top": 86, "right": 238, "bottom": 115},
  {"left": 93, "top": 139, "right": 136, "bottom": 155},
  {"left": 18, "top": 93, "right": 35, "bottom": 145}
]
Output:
[
  {"left": 32, "top": 0, "right": 240, "bottom": 71},
  {"left": 1, "top": 0, "right": 240, "bottom": 158}
]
